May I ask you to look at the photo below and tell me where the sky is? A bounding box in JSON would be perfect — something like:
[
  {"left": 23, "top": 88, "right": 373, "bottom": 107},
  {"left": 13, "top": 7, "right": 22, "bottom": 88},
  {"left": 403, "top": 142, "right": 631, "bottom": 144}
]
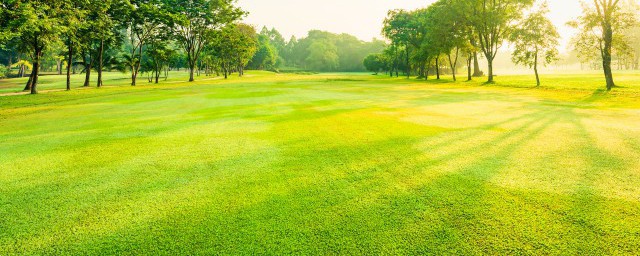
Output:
[{"left": 237, "top": 0, "right": 584, "bottom": 52}]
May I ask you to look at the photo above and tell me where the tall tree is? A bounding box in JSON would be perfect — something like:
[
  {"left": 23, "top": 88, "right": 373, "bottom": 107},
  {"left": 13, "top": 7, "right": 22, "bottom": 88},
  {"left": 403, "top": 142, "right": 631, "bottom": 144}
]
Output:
[
  {"left": 124, "top": 0, "right": 166, "bottom": 86},
  {"left": 10, "top": 0, "right": 68, "bottom": 94},
  {"left": 234, "top": 24, "right": 258, "bottom": 76},
  {"left": 595, "top": 0, "right": 622, "bottom": 90},
  {"left": 468, "top": 0, "right": 533, "bottom": 83},
  {"left": 145, "top": 34, "right": 175, "bottom": 83},
  {"left": 166, "top": 0, "right": 244, "bottom": 82},
  {"left": 426, "top": 0, "right": 467, "bottom": 81},
  {"left": 569, "top": 1, "right": 636, "bottom": 90},
  {"left": 248, "top": 34, "right": 277, "bottom": 70},
  {"left": 88, "top": 0, "right": 129, "bottom": 87},
  {"left": 510, "top": 3, "right": 560, "bottom": 87},
  {"left": 62, "top": 0, "right": 87, "bottom": 91},
  {"left": 383, "top": 10, "right": 413, "bottom": 78},
  {"left": 207, "top": 23, "right": 256, "bottom": 78}
]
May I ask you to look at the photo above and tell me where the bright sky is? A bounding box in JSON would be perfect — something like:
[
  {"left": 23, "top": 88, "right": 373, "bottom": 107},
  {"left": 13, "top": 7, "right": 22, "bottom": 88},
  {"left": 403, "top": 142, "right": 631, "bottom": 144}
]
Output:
[{"left": 237, "top": 0, "right": 584, "bottom": 52}]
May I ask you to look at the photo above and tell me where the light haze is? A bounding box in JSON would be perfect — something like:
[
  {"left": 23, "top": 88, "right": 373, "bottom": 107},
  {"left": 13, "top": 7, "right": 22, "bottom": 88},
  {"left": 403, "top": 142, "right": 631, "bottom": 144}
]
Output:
[{"left": 238, "top": 0, "right": 583, "bottom": 52}]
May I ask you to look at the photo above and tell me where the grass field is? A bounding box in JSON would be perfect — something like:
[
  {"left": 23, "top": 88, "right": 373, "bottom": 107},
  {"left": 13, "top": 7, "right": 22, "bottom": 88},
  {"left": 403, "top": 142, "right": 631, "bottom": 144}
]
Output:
[{"left": 1, "top": 71, "right": 639, "bottom": 254}]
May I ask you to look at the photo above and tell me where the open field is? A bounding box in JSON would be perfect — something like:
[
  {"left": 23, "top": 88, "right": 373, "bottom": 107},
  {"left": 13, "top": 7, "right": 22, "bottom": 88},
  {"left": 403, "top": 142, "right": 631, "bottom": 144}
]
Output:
[{"left": 1, "top": 71, "right": 640, "bottom": 254}]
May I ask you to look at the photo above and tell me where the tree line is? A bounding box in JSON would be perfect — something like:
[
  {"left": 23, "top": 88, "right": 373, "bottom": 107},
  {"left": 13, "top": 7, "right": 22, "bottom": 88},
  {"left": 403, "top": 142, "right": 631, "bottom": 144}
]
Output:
[
  {"left": 236, "top": 28, "right": 386, "bottom": 72},
  {"left": 0, "top": 0, "right": 387, "bottom": 94},
  {"left": 366, "top": 0, "right": 638, "bottom": 90}
]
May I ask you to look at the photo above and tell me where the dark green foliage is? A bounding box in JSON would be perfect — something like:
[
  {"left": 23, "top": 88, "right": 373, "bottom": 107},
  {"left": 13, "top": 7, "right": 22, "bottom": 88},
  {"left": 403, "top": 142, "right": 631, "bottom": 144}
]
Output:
[{"left": 363, "top": 53, "right": 387, "bottom": 74}]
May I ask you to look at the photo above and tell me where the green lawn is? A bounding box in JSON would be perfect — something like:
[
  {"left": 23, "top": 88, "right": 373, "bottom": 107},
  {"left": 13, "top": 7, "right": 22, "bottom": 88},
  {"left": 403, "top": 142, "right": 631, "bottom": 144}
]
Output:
[{"left": 1, "top": 71, "right": 639, "bottom": 254}]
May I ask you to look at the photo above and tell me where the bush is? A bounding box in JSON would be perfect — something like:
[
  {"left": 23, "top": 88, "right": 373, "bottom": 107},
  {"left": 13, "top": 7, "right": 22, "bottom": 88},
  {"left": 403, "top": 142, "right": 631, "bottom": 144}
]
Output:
[{"left": 0, "top": 65, "right": 7, "bottom": 79}]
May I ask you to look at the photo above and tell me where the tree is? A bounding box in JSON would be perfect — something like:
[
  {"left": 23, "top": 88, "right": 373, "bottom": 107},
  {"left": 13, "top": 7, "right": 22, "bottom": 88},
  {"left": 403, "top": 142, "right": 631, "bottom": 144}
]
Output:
[
  {"left": 209, "top": 23, "right": 257, "bottom": 78},
  {"left": 363, "top": 54, "right": 385, "bottom": 75},
  {"left": 306, "top": 40, "right": 339, "bottom": 72},
  {"left": 425, "top": 0, "right": 468, "bottom": 81},
  {"left": 405, "top": 8, "right": 432, "bottom": 79},
  {"left": 124, "top": 0, "right": 167, "bottom": 86},
  {"left": 10, "top": 0, "right": 68, "bottom": 94},
  {"left": 467, "top": 0, "right": 533, "bottom": 83},
  {"left": 383, "top": 10, "right": 414, "bottom": 78},
  {"left": 509, "top": 3, "right": 560, "bottom": 87},
  {"left": 89, "top": 0, "right": 129, "bottom": 87},
  {"left": 570, "top": 0, "right": 636, "bottom": 90},
  {"left": 248, "top": 34, "right": 277, "bottom": 71},
  {"left": 450, "top": 0, "right": 483, "bottom": 78},
  {"left": 61, "top": 0, "right": 87, "bottom": 91},
  {"left": 146, "top": 38, "right": 175, "bottom": 83},
  {"left": 233, "top": 24, "right": 258, "bottom": 76},
  {"left": 259, "top": 27, "right": 285, "bottom": 67},
  {"left": 166, "top": 0, "right": 244, "bottom": 82}
]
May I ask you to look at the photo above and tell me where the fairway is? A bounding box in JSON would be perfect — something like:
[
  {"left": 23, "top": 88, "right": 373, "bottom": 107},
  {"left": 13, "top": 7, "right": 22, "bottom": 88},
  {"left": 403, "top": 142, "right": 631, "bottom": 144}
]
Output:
[{"left": 1, "top": 72, "right": 640, "bottom": 254}]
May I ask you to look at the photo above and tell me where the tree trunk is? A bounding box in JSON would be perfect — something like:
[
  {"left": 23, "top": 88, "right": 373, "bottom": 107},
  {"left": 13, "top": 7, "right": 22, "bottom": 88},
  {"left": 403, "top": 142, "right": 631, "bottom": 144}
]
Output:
[
  {"left": 188, "top": 50, "right": 195, "bottom": 82},
  {"left": 487, "top": 58, "right": 494, "bottom": 83},
  {"left": 448, "top": 48, "right": 459, "bottom": 82},
  {"left": 425, "top": 61, "right": 430, "bottom": 80},
  {"left": 7, "top": 54, "right": 12, "bottom": 74},
  {"left": 67, "top": 40, "right": 73, "bottom": 91},
  {"left": 394, "top": 45, "right": 399, "bottom": 77},
  {"left": 131, "top": 70, "right": 137, "bottom": 86},
  {"left": 31, "top": 49, "right": 42, "bottom": 94},
  {"left": 406, "top": 44, "right": 410, "bottom": 78},
  {"left": 435, "top": 58, "right": 440, "bottom": 80},
  {"left": 467, "top": 55, "right": 472, "bottom": 81},
  {"left": 155, "top": 64, "right": 160, "bottom": 84},
  {"left": 83, "top": 54, "right": 92, "bottom": 87},
  {"left": 534, "top": 52, "right": 540, "bottom": 87},
  {"left": 56, "top": 59, "right": 62, "bottom": 75},
  {"left": 132, "top": 45, "right": 142, "bottom": 86},
  {"left": 603, "top": 24, "right": 615, "bottom": 91},
  {"left": 473, "top": 52, "right": 482, "bottom": 77},
  {"left": 97, "top": 39, "right": 104, "bottom": 87},
  {"left": 24, "top": 69, "right": 34, "bottom": 91}
]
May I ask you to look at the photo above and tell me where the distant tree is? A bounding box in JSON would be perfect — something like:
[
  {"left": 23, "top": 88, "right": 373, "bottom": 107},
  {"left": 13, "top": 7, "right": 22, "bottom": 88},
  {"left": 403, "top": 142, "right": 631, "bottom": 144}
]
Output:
[
  {"left": 363, "top": 54, "right": 385, "bottom": 75},
  {"left": 249, "top": 34, "right": 277, "bottom": 70},
  {"left": 509, "top": 3, "right": 560, "bottom": 87},
  {"left": 166, "top": 0, "right": 244, "bottom": 82},
  {"left": 282, "top": 36, "right": 298, "bottom": 67},
  {"left": 259, "top": 27, "right": 285, "bottom": 67},
  {"left": 306, "top": 40, "right": 339, "bottom": 72},
  {"left": 209, "top": 23, "right": 257, "bottom": 78}
]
